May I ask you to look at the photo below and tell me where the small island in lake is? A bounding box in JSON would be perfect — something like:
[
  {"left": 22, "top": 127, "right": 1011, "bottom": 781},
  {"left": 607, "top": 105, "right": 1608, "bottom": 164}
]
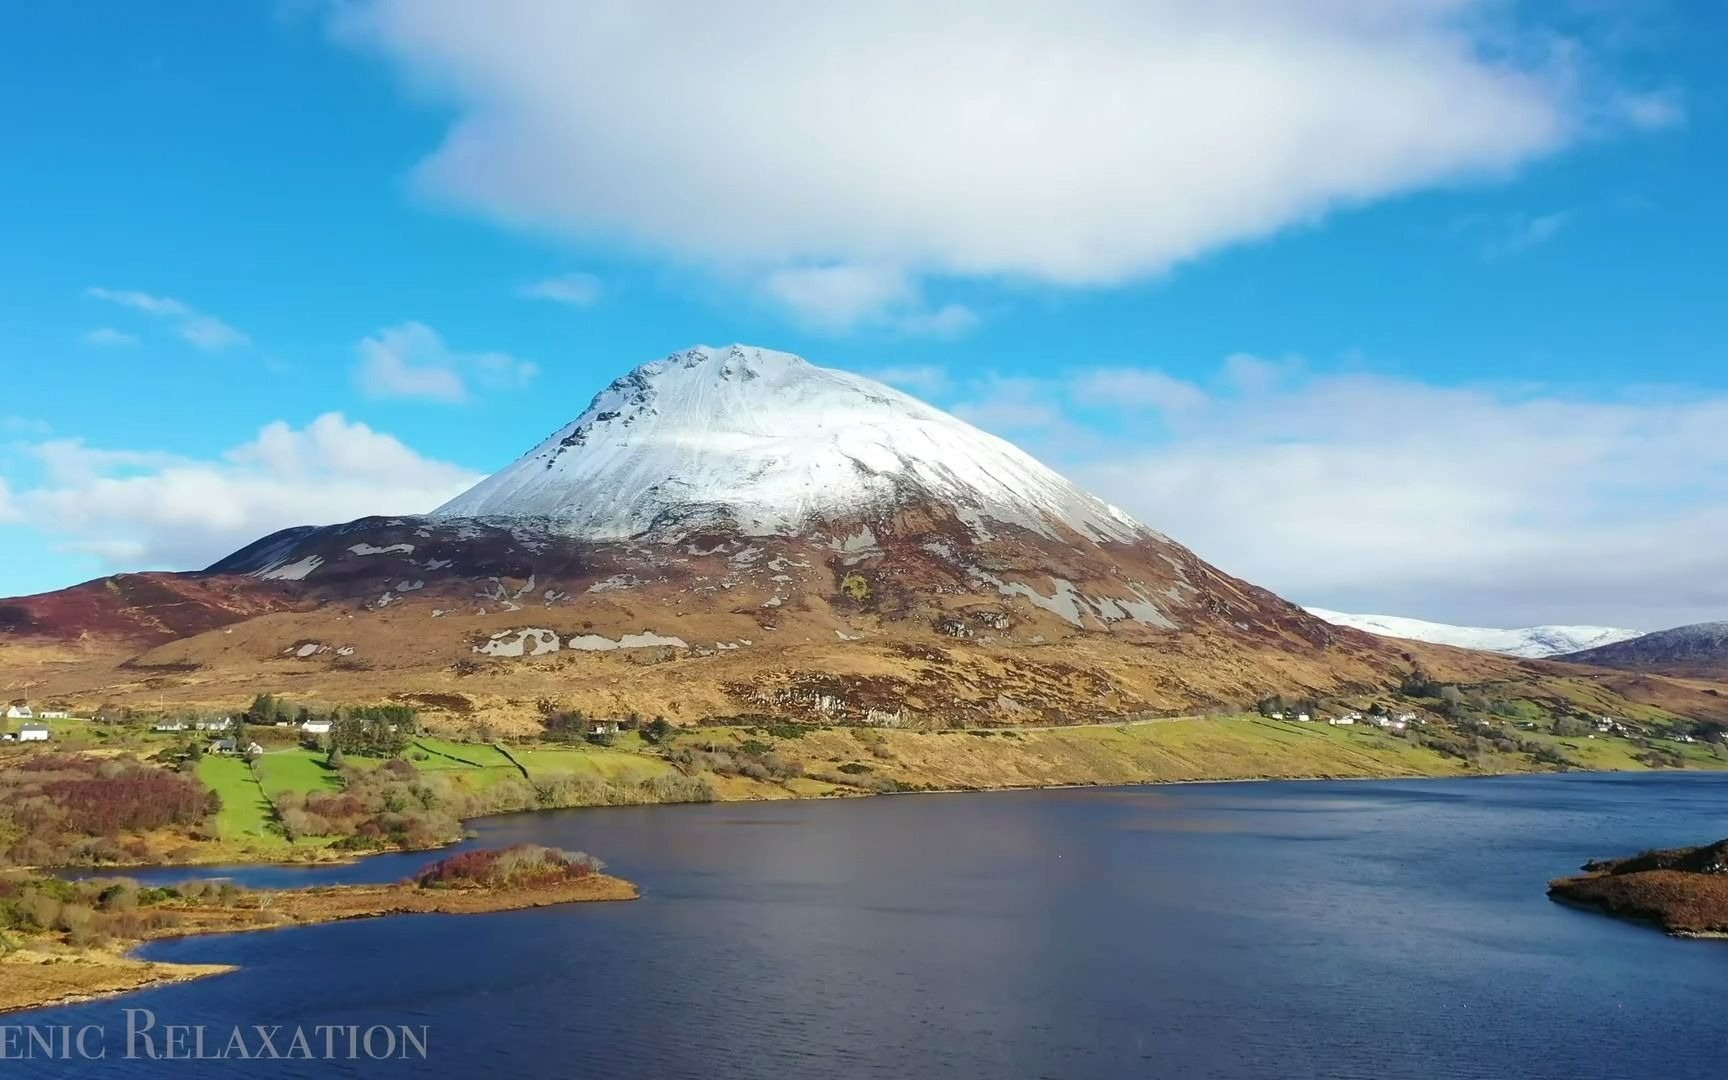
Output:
[
  {"left": 1548, "top": 838, "right": 1728, "bottom": 937},
  {"left": 0, "top": 844, "right": 635, "bottom": 1015}
]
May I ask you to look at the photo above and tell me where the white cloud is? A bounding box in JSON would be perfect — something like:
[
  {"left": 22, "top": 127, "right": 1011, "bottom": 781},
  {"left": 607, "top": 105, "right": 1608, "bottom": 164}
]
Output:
[
  {"left": 355, "top": 321, "right": 538, "bottom": 403},
  {"left": 1071, "top": 368, "right": 1207, "bottom": 414},
  {"left": 969, "top": 362, "right": 1728, "bottom": 630},
  {"left": 893, "top": 304, "right": 979, "bottom": 340},
  {"left": 521, "top": 272, "right": 602, "bottom": 306},
  {"left": 9, "top": 414, "right": 482, "bottom": 572},
  {"left": 760, "top": 264, "right": 977, "bottom": 335},
  {"left": 949, "top": 375, "right": 1088, "bottom": 443},
  {"left": 86, "top": 288, "right": 249, "bottom": 351},
  {"left": 762, "top": 265, "right": 911, "bottom": 331},
  {"left": 333, "top": 0, "right": 1645, "bottom": 311},
  {"left": 1221, "top": 352, "right": 1303, "bottom": 395},
  {"left": 81, "top": 327, "right": 140, "bottom": 347}
]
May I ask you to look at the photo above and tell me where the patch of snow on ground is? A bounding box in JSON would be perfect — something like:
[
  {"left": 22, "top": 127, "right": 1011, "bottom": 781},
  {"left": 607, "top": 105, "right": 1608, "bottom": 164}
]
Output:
[
  {"left": 396, "top": 580, "right": 425, "bottom": 592},
  {"left": 1116, "top": 593, "right": 1177, "bottom": 629},
  {"left": 259, "top": 555, "right": 324, "bottom": 581},
  {"left": 566, "top": 631, "right": 690, "bottom": 651},
  {"left": 349, "top": 542, "right": 415, "bottom": 556},
  {"left": 992, "top": 576, "right": 1088, "bottom": 626},
  {"left": 477, "top": 629, "right": 562, "bottom": 657},
  {"left": 294, "top": 643, "right": 322, "bottom": 658}
]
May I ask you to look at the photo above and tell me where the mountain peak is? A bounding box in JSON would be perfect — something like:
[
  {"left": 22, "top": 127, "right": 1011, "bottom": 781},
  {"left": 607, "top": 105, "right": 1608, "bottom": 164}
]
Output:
[{"left": 432, "top": 345, "right": 1147, "bottom": 545}]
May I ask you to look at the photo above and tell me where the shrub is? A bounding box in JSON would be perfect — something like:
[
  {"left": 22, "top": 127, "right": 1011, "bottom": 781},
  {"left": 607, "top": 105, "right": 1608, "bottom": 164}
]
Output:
[{"left": 414, "top": 844, "right": 604, "bottom": 889}]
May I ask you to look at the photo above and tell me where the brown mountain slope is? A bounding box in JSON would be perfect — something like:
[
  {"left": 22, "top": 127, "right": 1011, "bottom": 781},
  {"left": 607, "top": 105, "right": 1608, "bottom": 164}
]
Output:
[
  {"left": 1, "top": 512, "right": 1549, "bottom": 729},
  {"left": 1560, "top": 623, "right": 1728, "bottom": 680}
]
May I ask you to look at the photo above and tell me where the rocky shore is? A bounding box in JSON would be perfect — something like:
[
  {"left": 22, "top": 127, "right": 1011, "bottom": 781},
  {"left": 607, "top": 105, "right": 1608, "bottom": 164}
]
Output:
[{"left": 1547, "top": 839, "right": 1728, "bottom": 937}]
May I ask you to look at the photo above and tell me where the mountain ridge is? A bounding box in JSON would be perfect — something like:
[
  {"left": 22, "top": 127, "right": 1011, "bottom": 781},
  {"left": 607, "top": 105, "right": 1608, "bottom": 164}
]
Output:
[
  {"left": 1304, "top": 607, "right": 1639, "bottom": 659},
  {"left": 1560, "top": 622, "right": 1728, "bottom": 679}
]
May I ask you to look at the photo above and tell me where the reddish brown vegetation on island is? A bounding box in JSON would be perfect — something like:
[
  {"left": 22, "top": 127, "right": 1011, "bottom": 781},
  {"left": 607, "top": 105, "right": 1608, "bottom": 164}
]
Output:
[
  {"left": 1548, "top": 839, "right": 1728, "bottom": 936},
  {"left": 414, "top": 843, "right": 605, "bottom": 889}
]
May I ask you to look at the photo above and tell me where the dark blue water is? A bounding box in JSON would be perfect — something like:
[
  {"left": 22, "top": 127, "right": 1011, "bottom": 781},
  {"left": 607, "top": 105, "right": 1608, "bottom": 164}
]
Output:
[{"left": 21, "top": 773, "right": 1728, "bottom": 1078}]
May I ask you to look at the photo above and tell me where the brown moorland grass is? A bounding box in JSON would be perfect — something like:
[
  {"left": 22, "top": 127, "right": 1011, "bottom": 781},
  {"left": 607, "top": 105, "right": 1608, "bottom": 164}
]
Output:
[{"left": 1548, "top": 840, "right": 1728, "bottom": 937}]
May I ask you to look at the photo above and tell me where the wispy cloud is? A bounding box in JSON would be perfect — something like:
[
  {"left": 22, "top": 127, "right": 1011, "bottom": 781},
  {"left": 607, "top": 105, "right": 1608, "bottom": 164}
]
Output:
[
  {"left": 85, "top": 287, "right": 249, "bottom": 351},
  {"left": 761, "top": 263, "right": 977, "bottom": 336},
  {"left": 1071, "top": 368, "right": 1207, "bottom": 414},
  {"left": 1479, "top": 211, "right": 1574, "bottom": 259},
  {"left": 355, "top": 321, "right": 538, "bottom": 404},
  {"left": 520, "top": 272, "right": 602, "bottom": 307},
  {"left": 81, "top": 327, "right": 140, "bottom": 348}
]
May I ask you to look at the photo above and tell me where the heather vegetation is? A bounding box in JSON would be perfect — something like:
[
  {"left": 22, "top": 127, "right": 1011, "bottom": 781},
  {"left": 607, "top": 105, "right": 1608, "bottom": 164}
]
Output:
[
  {"left": 0, "top": 754, "right": 218, "bottom": 867},
  {"left": 413, "top": 844, "right": 604, "bottom": 889}
]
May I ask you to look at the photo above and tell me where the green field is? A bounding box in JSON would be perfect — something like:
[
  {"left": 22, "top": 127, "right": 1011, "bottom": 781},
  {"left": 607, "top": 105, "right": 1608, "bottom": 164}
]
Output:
[
  {"left": 251, "top": 750, "right": 345, "bottom": 799},
  {"left": 412, "top": 738, "right": 518, "bottom": 770},
  {"left": 196, "top": 755, "right": 286, "bottom": 847},
  {"left": 510, "top": 746, "right": 679, "bottom": 783}
]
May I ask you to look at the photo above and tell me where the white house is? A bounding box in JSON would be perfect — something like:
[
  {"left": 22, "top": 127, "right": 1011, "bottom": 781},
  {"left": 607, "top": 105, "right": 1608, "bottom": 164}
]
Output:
[
  {"left": 194, "top": 717, "right": 233, "bottom": 732},
  {"left": 154, "top": 720, "right": 190, "bottom": 733},
  {"left": 301, "top": 718, "right": 332, "bottom": 735},
  {"left": 18, "top": 723, "right": 50, "bottom": 742},
  {"left": 39, "top": 709, "right": 69, "bottom": 720},
  {"left": 1295, "top": 712, "right": 1312, "bottom": 723},
  {"left": 5, "top": 704, "right": 34, "bottom": 720},
  {"left": 1328, "top": 716, "right": 1356, "bottom": 727}
]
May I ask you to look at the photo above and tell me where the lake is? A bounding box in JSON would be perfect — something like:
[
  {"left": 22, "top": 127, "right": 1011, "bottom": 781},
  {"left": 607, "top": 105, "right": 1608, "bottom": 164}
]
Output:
[{"left": 22, "top": 772, "right": 1728, "bottom": 1078}]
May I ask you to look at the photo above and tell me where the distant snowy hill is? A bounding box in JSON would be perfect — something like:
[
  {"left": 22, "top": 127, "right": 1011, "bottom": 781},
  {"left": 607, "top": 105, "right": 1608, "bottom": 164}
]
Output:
[
  {"left": 1560, "top": 622, "right": 1728, "bottom": 679},
  {"left": 1304, "top": 608, "right": 1639, "bottom": 659}
]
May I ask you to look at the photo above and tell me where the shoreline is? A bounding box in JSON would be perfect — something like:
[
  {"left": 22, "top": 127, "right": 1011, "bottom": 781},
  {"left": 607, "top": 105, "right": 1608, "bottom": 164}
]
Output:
[
  {"left": 1546, "top": 837, "right": 1728, "bottom": 939},
  {"left": 0, "top": 874, "right": 638, "bottom": 1017},
  {"left": 41, "top": 761, "right": 1728, "bottom": 877}
]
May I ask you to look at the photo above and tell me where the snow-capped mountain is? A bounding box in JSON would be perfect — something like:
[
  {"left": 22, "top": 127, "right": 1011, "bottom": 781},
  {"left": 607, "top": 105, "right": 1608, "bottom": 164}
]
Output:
[
  {"left": 19, "top": 341, "right": 1511, "bottom": 727},
  {"left": 1561, "top": 622, "right": 1728, "bottom": 678},
  {"left": 433, "top": 345, "right": 1146, "bottom": 544},
  {"left": 1303, "top": 608, "right": 1639, "bottom": 659}
]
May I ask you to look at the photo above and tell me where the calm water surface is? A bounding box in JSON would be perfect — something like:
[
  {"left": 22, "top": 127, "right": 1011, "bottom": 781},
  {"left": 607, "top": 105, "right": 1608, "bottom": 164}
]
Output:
[{"left": 25, "top": 772, "right": 1728, "bottom": 1078}]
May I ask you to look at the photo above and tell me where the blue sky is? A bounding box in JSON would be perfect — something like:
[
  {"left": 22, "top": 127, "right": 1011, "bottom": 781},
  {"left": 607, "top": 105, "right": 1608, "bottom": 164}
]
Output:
[{"left": 1, "top": 1, "right": 1724, "bottom": 629}]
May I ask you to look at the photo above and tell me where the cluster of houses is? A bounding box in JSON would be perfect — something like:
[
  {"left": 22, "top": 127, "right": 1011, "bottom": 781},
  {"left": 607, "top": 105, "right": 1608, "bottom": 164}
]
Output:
[
  {"left": 4, "top": 702, "right": 73, "bottom": 743},
  {"left": 1268, "top": 708, "right": 1421, "bottom": 731},
  {"left": 152, "top": 716, "right": 238, "bottom": 733}
]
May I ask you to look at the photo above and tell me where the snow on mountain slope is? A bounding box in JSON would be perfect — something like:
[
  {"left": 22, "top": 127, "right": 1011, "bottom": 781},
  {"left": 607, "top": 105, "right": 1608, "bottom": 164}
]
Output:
[
  {"left": 1304, "top": 608, "right": 1640, "bottom": 659},
  {"left": 433, "top": 345, "right": 1149, "bottom": 544},
  {"left": 1559, "top": 622, "right": 1728, "bottom": 678}
]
